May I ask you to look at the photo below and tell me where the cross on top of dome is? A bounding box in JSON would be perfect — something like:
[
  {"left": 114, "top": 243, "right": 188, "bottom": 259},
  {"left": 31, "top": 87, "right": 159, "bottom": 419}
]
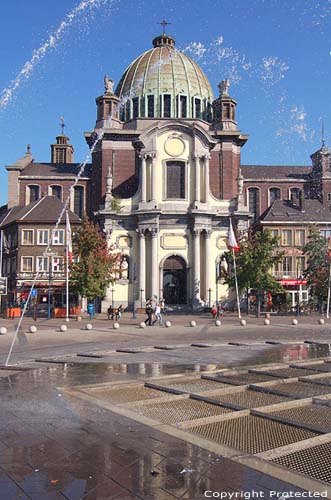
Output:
[
  {"left": 159, "top": 19, "right": 171, "bottom": 35},
  {"left": 153, "top": 19, "right": 175, "bottom": 47}
]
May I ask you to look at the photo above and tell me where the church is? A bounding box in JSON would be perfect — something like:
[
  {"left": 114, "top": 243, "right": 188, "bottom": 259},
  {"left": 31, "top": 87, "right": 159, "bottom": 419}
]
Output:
[{"left": 2, "top": 30, "right": 331, "bottom": 314}]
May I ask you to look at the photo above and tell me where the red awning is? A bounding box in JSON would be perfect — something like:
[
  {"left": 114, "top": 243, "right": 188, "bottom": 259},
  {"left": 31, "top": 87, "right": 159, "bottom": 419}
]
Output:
[{"left": 279, "top": 279, "right": 307, "bottom": 286}]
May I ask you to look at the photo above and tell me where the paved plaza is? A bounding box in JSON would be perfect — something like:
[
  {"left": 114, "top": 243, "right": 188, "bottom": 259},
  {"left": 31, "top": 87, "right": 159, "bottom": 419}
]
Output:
[{"left": 1, "top": 313, "right": 331, "bottom": 499}]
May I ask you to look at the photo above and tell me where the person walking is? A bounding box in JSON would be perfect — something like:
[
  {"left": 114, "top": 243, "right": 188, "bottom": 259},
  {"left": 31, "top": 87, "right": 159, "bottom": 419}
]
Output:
[
  {"left": 217, "top": 302, "right": 223, "bottom": 318},
  {"left": 211, "top": 303, "right": 217, "bottom": 319},
  {"left": 153, "top": 303, "right": 163, "bottom": 326},
  {"left": 144, "top": 300, "right": 153, "bottom": 326}
]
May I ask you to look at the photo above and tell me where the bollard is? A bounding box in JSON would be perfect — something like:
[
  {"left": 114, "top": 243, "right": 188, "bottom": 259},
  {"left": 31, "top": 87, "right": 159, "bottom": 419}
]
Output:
[
  {"left": 215, "top": 320, "right": 221, "bottom": 327},
  {"left": 29, "top": 325, "right": 37, "bottom": 333},
  {"left": 85, "top": 323, "right": 93, "bottom": 330},
  {"left": 292, "top": 318, "right": 298, "bottom": 326},
  {"left": 60, "top": 325, "right": 67, "bottom": 332},
  {"left": 318, "top": 318, "right": 325, "bottom": 325},
  {"left": 190, "top": 320, "right": 196, "bottom": 327},
  {"left": 113, "top": 322, "right": 120, "bottom": 329},
  {"left": 140, "top": 322, "right": 146, "bottom": 329},
  {"left": 264, "top": 319, "right": 270, "bottom": 326},
  {"left": 165, "top": 320, "right": 171, "bottom": 328},
  {"left": 240, "top": 319, "right": 246, "bottom": 326},
  {"left": 0, "top": 327, "right": 7, "bottom": 335}
]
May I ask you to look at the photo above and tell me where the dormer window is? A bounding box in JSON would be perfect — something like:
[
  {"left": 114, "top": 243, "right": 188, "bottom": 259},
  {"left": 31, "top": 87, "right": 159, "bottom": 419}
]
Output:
[{"left": 29, "top": 185, "right": 40, "bottom": 203}]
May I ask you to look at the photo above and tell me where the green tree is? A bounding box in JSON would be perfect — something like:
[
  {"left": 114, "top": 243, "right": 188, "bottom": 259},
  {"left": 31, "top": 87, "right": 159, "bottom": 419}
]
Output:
[
  {"left": 225, "top": 229, "right": 284, "bottom": 316},
  {"left": 303, "top": 225, "right": 330, "bottom": 308},
  {"left": 69, "top": 218, "right": 122, "bottom": 302}
]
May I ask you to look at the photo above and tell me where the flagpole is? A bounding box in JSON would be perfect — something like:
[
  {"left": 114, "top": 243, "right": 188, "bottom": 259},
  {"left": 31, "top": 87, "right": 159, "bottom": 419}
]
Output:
[
  {"left": 327, "top": 260, "right": 331, "bottom": 318},
  {"left": 232, "top": 248, "right": 241, "bottom": 319},
  {"left": 66, "top": 211, "right": 69, "bottom": 322}
]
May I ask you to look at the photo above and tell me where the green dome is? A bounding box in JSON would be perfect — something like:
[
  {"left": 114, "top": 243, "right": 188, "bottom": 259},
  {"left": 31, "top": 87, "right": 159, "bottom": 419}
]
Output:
[{"left": 115, "top": 35, "right": 214, "bottom": 122}]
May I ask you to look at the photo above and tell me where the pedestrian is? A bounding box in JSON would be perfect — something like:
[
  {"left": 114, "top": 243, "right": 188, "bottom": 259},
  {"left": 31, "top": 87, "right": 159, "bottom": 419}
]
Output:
[
  {"left": 216, "top": 302, "right": 223, "bottom": 318},
  {"left": 116, "top": 305, "right": 123, "bottom": 321},
  {"left": 211, "top": 303, "right": 217, "bottom": 319},
  {"left": 107, "top": 305, "right": 114, "bottom": 320},
  {"left": 153, "top": 303, "right": 163, "bottom": 326},
  {"left": 145, "top": 300, "right": 153, "bottom": 326}
]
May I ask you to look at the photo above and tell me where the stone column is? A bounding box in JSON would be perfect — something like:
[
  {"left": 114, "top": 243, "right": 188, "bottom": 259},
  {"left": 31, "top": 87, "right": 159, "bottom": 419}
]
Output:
[
  {"left": 151, "top": 229, "right": 158, "bottom": 298},
  {"left": 151, "top": 153, "right": 157, "bottom": 203},
  {"left": 140, "top": 155, "right": 147, "bottom": 203},
  {"left": 192, "top": 229, "right": 201, "bottom": 304},
  {"left": 194, "top": 155, "right": 201, "bottom": 204},
  {"left": 205, "top": 230, "right": 212, "bottom": 305},
  {"left": 138, "top": 230, "right": 146, "bottom": 305},
  {"left": 204, "top": 154, "right": 210, "bottom": 204}
]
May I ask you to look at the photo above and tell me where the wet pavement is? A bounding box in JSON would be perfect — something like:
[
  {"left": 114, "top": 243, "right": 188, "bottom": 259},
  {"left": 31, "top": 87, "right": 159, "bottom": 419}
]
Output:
[{"left": 0, "top": 351, "right": 331, "bottom": 498}]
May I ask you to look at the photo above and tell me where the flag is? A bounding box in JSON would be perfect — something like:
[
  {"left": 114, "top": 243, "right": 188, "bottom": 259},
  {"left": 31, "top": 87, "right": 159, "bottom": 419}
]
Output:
[
  {"left": 66, "top": 211, "right": 73, "bottom": 262},
  {"left": 228, "top": 219, "right": 240, "bottom": 252}
]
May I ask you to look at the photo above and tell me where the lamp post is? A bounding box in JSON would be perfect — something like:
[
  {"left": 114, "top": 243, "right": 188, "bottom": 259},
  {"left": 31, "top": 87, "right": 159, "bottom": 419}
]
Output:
[
  {"left": 132, "top": 263, "right": 137, "bottom": 319},
  {"left": 296, "top": 263, "right": 300, "bottom": 317},
  {"left": 48, "top": 260, "right": 53, "bottom": 320},
  {"left": 111, "top": 288, "right": 115, "bottom": 309}
]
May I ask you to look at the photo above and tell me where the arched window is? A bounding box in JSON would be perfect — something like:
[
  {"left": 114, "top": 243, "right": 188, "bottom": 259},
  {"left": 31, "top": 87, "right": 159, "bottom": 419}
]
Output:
[
  {"left": 51, "top": 185, "right": 62, "bottom": 200},
  {"left": 269, "top": 187, "right": 281, "bottom": 205},
  {"left": 73, "top": 186, "right": 84, "bottom": 218},
  {"left": 29, "top": 185, "right": 40, "bottom": 203},
  {"left": 248, "top": 188, "right": 260, "bottom": 220},
  {"left": 166, "top": 161, "right": 185, "bottom": 199}
]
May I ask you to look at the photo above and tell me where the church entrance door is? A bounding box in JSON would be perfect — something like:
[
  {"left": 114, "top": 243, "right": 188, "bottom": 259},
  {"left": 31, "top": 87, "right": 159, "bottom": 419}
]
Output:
[{"left": 162, "top": 256, "right": 187, "bottom": 305}]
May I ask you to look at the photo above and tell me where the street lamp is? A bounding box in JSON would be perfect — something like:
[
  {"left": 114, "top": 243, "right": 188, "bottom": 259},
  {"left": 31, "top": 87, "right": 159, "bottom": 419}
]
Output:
[
  {"left": 111, "top": 288, "right": 115, "bottom": 309},
  {"left": 132, "top": 263, "right": 137, "bottom": 319},
  {"left": 48, "top": 260, "right": 53, "bottom": 319}
]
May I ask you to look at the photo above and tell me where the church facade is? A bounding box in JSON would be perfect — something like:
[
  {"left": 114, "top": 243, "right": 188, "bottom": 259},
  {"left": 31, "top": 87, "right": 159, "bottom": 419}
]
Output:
[{"left": 87, "top": 33, "right": 250, "bottom": 310}]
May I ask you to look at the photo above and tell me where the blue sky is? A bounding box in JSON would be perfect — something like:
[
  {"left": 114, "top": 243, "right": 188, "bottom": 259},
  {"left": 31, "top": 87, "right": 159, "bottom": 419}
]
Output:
[{"left": 0, "top": 0, "right": 330, "bottom": 205}]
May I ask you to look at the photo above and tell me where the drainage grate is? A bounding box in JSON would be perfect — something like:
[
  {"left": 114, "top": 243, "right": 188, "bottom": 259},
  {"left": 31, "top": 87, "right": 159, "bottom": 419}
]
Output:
[
  {"left": 86, "top": 384, "right": 172, "bottom": 404},
  {"left": 132, "top": 398, "right": 231, "bottom": 424},
  {"left": 251, "top": 367, "right": 316, "bottom": 378},
  {"left": 271, "top": 442, "right": 331, "bottom": 483},
  {"left": 198, "top": 389, "right": 290, "bottom": 408},
  {"left": 150, "top": 377, "right": 230, "bottom": 393},
  {"left": 291, "top": 363, "right": 331, "bottom": 373},
  {"left": 188, "top": 415, "right": 316, "bottom": 454},
  {"left": 204, "top": 372, "right": 276, "bottom": 385},
  {"left": 261, "top": 381, "right": 331, "bottom": 398},
  {"left": 266, "top": 404, "right": 331, "bottom": 433}
]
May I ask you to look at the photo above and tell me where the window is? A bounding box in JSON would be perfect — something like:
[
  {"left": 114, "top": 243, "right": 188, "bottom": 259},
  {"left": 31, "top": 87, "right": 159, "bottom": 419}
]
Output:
[
  {"left": 29, "top": 185, "right": 40, "bottom": 203},
  {"left": 51, "top": 186, "right": 62, "bottom": 200},
  {"left": 320, "top": 230, "right": 331, "bottom": 240},
  {"left": 270, "top": 229, "right": 279, "bottom": 241},
  {"left": 37, "top": 230, "right": 49, "bottom": 245},
  {"left": 74, "top": 186, "right": 84, "bottom": 218},
  {"left": 248, "top": 188, "right": 260, "bottom": 220},
  {"left": 327, "top": 193, "right": 331, "bottom": 203},
  {"left": 52, "top": 257, "right": 64, "bottom": 273},
  {"left": 132, "top": 97, "right": 139, "bottom": 118},
  {"left": 37, "top": 256, "right": 49, "bottom": 272},
  {"left": 163, "top": 94, "right": 171, "bottom": 118},
  {"left": 295, "top": 230, "right": 305, "bottom": 246},
  {"left": 147, "top": 95, "right": 154, "bottom": 117},
  {"left": 269, "top": 188, "right": 281, "bottom": 205},
  {"left": 222, "top": 102, "right": 231, "bottom": 120},
  {"left": 22, "top": 230, "right": 33, "bottom": 245},
  {"left": 22, "top": 257, "right": 33, "bottom": 272},
  {"left": 125, "top": 100, "right": 130, "bottom": 121},
  {"left": 194, "top": 98, "right": 201, "bottom": 118},
  {"left": 166, "top": 161, "right": 185, "bottom": 199},
  {"left": 179, "top": 95, "right": 187, "bottom": 118},
  {"left": 281, "top": 230, "right": 292, "bottom": 246},
  {"left": 296, "top": 256, "right": 305, "bottom": 276},
  {"left": 11, "top": 257, "right": 16, "bottom": 273},
  {"left": 282, "top": 256, "right": 292, "bottom": 275},
  {"left": 289, "top": 187, "right": 302, "bottom": 203},
  {"left": 52, "top": 229, "right": 64, "bottom": 245}
]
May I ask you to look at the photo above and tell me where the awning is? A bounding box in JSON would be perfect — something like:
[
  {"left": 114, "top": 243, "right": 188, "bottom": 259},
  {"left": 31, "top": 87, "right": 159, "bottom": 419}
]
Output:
[{"left": 279, "top": 279, "right": 307, "bottom": 286}]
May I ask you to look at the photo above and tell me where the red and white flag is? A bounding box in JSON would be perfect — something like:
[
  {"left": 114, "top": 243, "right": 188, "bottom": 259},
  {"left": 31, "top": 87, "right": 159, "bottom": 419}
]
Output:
[
  {"left": 228, "top": 219, "right": 240, "bottom": 252},
  {"left": 66, "top": 211, "right": 73, "bottom": 262}
]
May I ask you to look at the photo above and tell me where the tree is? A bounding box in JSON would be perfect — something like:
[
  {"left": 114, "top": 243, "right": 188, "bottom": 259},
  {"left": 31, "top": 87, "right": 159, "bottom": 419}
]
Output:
[
  {"left": 303, "top": 225, "right": 330, "bottom": 308},
  {"left": 69, "top": 218, "right": 122, "bottom": 302},
  {"left": 225, "top": 229, "right": 284, "bottom": 316}
]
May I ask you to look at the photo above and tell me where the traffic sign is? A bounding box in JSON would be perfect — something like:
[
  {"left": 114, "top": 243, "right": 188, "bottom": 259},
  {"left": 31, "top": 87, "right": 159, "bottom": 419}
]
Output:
[
  {"left": 0, "top": 277, "right": 7, "bottom": 295},
  {"left": 31, "top": 289, "right": 37, "bottom": 297}
]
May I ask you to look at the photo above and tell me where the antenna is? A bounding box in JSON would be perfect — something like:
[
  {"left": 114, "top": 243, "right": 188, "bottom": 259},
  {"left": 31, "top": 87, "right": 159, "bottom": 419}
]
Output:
[{"left": 158, "top": 19, "right": 171, "bottom": 35}]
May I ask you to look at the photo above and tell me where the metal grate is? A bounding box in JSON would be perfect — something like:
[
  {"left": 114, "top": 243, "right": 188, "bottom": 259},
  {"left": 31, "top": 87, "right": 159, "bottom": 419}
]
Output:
[
  {"left": 291, "top": 363, "right": 331, "bottom": 373},
  {"left": 267, "top": 404, "right": 331, "bottom": 433},
  {"left": 87, "top": 385, "right": 172, "bottom": 404},
  {"left": 263, "top": 381, "right": 331, "bottom": 398},
  {"left": 271, "top": 442, "right": 331, "bottom": 483},
  {"left": 153, "top": 377, "right": 230, "bottom": 393},
  {"left": 132, "top": 398, "right": 231, "bottom": 424},
  {"left": 203, "top": 389, "right": 290, "bottom": 408},
  {"left": 252, "top": 367, "right": 316, "bottom": 378},
  {"left": 188, "top": 415, "right": 316, "bottom": 454},
  {"left": 206, "top": 372, "right": 276, "bottom": 385}
]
